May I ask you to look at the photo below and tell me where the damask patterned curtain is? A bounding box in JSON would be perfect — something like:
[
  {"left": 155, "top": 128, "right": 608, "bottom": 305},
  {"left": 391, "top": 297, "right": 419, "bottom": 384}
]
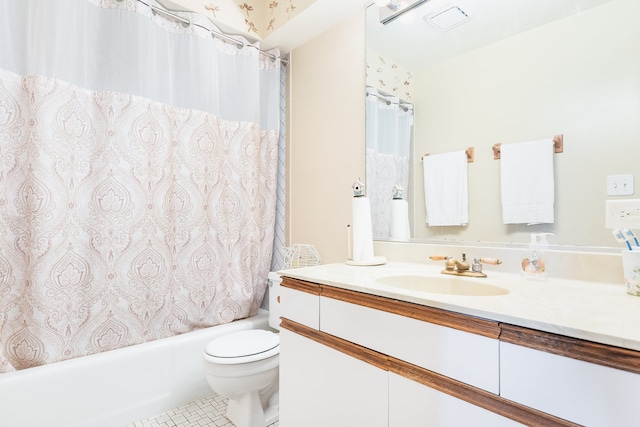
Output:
[
  {"left": 0, "top": 0, "right": 281, "bottom": 372},
  {"left": 365, "top": 87, "right": 413, "bottom": 238}
]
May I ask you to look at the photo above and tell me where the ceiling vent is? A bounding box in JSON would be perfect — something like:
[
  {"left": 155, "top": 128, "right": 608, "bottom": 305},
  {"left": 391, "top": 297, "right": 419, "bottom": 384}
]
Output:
[{"left": 425, "top": 5, "right": 470, "bottom": 31}]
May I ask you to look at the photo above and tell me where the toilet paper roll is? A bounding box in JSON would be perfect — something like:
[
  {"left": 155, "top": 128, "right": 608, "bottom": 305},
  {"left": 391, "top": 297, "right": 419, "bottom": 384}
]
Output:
[
  {"left": 390, "top": 199, "right": 410, "bottom": 239},
  {"left": 352, "top": 197, "right": 375, "bottom": 262}
]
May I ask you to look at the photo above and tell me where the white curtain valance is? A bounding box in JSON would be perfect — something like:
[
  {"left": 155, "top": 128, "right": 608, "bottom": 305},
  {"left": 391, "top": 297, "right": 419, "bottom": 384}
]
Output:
[{"left": 0, "top": 0, "right": 281, "bottom": 130}]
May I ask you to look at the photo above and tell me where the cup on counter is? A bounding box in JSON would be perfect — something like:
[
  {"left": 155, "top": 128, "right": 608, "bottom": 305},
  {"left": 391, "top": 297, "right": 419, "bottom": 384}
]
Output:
[{"left": 621, "top": 250, "right": 640, "bottom": 296}]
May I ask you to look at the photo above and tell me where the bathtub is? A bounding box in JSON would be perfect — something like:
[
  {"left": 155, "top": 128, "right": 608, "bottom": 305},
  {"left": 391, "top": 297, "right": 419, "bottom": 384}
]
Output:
[{"left": 0, "top": 310, "right": 271, "bottom": 427}]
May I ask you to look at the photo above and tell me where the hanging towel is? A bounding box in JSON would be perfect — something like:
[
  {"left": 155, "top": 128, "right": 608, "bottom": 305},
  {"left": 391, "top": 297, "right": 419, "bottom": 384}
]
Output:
[
  {"left": 423, "top": 151, "right": 468, "bottom": 226},
  {"left": 500, "top": 138, "right": 555, "bottom": 224}
]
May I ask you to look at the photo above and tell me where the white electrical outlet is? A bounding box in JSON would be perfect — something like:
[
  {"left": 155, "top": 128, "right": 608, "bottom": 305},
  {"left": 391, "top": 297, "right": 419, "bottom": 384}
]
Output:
[
  {"left": 606, "top": 174, "right": 634, "bottom": 196},
  {"left": 605, "top": 199, "right": 640, "bottom": 229}
]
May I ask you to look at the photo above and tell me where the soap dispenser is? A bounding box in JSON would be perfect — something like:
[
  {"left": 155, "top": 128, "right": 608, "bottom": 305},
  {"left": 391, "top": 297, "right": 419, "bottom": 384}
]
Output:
[{"left": 521, "top": 233, "right": 546, "bottom": 280}]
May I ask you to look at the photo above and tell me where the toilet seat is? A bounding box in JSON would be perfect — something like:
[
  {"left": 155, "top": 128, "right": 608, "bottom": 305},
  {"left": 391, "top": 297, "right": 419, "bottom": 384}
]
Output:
[{"left": 205, "top": 329, "right": 279, "bottom": 364}]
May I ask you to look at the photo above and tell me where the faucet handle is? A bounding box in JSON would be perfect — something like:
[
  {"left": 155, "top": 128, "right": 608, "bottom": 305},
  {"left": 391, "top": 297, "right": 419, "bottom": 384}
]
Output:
[
  {"left": 479, "top": 257, "right": 502, "bottom": 265},
  {"left": 472, "top": 257, "right": 483, "bottom": 273},
  {"left": 429, "top": 255, "right": 456, "bottom": 271}
]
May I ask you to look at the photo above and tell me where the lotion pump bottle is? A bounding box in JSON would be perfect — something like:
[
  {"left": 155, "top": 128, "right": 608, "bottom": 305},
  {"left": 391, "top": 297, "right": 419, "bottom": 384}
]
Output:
[{"left": 521, "top": 233, "right": 546, "bottom": 280}]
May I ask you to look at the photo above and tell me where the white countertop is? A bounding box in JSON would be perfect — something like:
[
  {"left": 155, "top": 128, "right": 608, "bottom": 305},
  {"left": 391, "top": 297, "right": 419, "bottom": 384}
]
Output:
[{"left": 279, "top": 261, "right": 640, "bottom": 352}]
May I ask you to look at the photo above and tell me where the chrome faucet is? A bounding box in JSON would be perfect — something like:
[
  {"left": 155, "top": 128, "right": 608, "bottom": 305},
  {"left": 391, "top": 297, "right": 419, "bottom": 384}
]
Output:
[{"left": 429, "top": 253, "right": 502, "bottom": 278}]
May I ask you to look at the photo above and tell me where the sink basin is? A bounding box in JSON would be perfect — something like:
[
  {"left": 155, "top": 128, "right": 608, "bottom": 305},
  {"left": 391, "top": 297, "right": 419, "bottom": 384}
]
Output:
[{"left": 376, "top": 275, "right": 509, "bottom": 296}]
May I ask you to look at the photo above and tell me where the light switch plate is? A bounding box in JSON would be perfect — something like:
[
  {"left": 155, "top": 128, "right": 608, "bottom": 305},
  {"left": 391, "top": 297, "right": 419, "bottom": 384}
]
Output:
[{"left": 606, "top": 174, "right": 634, "bottom": 196}]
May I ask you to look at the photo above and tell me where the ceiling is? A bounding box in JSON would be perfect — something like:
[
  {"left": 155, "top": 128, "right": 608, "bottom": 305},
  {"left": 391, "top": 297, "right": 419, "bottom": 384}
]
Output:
[
  {"left": 156, "top": 0, "right": 371, "bottom": 53},
  {"left": 366, "top": 0, "right": 616, "bottom": 70},
  {"left": 153, "top": 0, "right": 616, "bottom": 67}
]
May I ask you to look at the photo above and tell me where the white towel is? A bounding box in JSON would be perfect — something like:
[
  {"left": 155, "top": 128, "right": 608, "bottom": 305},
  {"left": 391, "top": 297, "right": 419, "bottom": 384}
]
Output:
[
  {"left": 423, "top": 151, "right": 468, "bottom": 226},
  {"left": 500, "top": 138, "right": 555, "bottom": 224}
]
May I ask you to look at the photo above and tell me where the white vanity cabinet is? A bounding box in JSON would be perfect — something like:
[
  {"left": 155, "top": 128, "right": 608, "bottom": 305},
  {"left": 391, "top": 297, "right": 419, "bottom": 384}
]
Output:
[{"left": 278, "top": 276, "right": 606, "bottom": 427}]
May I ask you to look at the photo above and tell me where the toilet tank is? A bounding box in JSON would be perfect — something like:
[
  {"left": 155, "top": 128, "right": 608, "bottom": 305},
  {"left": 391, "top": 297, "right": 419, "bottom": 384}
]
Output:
[{"left": 267, "top": 272, "right": 282, "bottom": 330}]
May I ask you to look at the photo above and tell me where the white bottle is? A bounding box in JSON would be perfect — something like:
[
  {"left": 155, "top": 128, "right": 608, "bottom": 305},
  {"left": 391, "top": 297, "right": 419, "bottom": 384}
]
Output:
[{"left": 521, "top": 233, "right": 546, "bottom": 280}]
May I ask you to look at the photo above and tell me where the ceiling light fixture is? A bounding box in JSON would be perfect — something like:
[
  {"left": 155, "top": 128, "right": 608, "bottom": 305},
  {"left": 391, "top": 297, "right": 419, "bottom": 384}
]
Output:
[
  {"left": 379, "top": 0, "right": 430, "bottom": 25},
  {"left": 374, "top": 0, "right": 392, "bottom": 7}
]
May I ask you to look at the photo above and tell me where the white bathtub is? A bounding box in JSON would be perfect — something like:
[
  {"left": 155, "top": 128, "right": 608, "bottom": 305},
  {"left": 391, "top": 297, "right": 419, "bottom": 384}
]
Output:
[{"left": 0, "top": 310, "right": 271, "bottom": 427}]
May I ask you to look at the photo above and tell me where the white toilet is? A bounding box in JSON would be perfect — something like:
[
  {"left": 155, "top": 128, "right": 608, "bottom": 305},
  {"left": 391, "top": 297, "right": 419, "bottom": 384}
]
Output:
[{"left": 203, "top": 272, "right": 282, "bottom": 427}]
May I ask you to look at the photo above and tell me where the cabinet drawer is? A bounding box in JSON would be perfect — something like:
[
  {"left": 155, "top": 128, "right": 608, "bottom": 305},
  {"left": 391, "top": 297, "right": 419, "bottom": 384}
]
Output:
[
  {"left": 320, "top": 296, "right": 500, "bottom": 393},
  {"left": 280, "top": 285, "right": 319, "bottom": 329},
  {"left": 501, "top": 342, "right": 640, "bottom": 426}
]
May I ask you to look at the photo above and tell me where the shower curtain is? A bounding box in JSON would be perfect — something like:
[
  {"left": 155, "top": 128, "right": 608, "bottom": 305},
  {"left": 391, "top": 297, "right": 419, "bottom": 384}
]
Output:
[
  {"left": 365, "top": 87, "right": 413, "bottom": 238},
  {"left": 0, "top": 0, "right": 281, "bottom": 372}
]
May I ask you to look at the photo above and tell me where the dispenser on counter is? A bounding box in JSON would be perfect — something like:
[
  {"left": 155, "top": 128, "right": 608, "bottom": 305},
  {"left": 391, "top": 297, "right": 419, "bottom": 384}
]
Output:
[{"left": 521, "top": 233, "right": 552, "bottom": 280}]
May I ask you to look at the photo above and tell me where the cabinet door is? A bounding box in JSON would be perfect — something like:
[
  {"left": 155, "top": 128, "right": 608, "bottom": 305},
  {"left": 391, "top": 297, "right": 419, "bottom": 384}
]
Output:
[
  {"left": 279, "top": 328, "right": 388, "bottom": 427},
  {"left": 501, "top": 342, "right": 640, "bottom": 426},
  {"left": 389, "top": 373, "right": 524, "bottom": 427}
]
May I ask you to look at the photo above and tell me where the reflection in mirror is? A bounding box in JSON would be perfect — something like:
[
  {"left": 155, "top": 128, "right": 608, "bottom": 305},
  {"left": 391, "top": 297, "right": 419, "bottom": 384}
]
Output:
[
  {"left": 366, "top": 0, "right": 640, "bottom": 248},
  {"left": 365, "top": 87, "right": 413, "bottom": 239}
]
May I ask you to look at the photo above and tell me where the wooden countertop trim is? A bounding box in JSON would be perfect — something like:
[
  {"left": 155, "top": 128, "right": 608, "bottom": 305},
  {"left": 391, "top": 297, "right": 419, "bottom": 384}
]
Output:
[
  {"left": 500, "top": 323, "right": 640, "bottom": 375},
  {"left": 281, "top": 277, "right": 321, "bottom": 295},
  {"left": 319, "top": 284, "right": 500, "bottom": 339},
  {"left": 281, "top": 318, "right": 579, "bottom": 427}
]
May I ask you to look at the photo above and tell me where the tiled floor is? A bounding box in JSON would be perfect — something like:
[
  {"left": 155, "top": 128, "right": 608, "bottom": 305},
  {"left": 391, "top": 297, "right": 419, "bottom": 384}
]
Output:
[{"left": 127, "top": 394, "right": 280, "bottom": 427}]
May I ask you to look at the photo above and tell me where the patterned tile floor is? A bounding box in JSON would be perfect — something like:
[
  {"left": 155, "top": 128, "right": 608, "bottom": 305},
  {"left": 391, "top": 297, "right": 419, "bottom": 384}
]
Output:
[{"left": 127, "top": 394, "right": 279, "bottom": 427}]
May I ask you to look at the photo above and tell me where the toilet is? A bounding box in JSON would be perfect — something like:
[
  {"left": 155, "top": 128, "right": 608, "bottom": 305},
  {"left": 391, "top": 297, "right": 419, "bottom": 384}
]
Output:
[{"left": 203, "top": 272, "right": 282, "bottom": 427}]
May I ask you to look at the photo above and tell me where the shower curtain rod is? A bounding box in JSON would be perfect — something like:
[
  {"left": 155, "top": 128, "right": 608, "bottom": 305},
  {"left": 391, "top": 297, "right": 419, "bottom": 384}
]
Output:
[
  {"left": 132, "top": 0, "right": 288, "bottom": 66},
  {"left": 367, "top": 88, "right": 412, "bottom": 112}
]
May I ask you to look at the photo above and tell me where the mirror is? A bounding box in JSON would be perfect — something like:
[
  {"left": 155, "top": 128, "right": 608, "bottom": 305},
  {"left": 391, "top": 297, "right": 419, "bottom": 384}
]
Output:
[
  {"left": 366, "top": 0, "right": 640, "bottom": 248},
  {"left": 365, "top": 86, "right": 414, "bottom": 240}
]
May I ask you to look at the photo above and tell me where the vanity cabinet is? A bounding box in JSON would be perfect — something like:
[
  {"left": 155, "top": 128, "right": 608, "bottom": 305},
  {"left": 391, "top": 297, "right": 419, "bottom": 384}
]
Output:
[{"left": 279, "top": 276, "right": 638, "bottom": 427}]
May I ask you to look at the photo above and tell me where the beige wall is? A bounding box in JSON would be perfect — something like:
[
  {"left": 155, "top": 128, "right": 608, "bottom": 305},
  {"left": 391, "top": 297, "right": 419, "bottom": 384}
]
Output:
[
  {"left": 287, "top": 12, "right": 365, "bottom": 264},
  {"left": 412, "top": 0, "right": 640, "bottom": 247}
]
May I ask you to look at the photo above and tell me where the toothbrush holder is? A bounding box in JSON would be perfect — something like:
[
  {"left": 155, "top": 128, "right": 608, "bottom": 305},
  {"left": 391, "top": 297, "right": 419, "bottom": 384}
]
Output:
[{"left": 621, "top": 250, "right": 640, "bottom": 296}]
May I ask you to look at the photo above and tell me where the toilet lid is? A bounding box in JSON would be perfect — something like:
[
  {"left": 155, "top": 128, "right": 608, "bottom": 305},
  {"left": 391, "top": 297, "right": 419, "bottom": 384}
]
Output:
[{"left": 205, "top": 330, "right": 279, "bottom": 360}]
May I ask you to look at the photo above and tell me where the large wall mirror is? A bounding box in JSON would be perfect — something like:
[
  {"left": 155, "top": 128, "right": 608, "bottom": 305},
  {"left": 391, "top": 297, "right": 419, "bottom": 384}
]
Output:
[{"left": 366, "top": 0, "right": 640, "bottom": 248}]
